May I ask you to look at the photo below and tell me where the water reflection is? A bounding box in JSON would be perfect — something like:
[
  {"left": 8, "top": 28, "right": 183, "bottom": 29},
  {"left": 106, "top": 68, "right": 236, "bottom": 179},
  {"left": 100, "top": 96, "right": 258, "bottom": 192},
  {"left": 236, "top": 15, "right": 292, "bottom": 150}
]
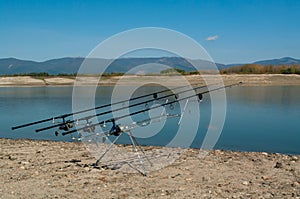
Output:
[{"left": 228, "top": 86, "right": 300, "bottom": 107}]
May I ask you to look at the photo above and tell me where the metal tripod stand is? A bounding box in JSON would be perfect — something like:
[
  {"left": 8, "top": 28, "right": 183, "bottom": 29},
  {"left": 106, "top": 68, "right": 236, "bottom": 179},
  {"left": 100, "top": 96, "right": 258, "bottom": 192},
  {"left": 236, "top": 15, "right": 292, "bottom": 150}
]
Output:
[{"left": 94, "top": 130, "right": 153, "bottom": 176}]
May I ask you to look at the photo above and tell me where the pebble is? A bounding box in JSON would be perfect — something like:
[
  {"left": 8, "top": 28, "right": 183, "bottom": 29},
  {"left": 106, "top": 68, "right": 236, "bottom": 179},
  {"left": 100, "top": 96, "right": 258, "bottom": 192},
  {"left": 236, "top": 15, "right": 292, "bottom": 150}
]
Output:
[
  {"left": 261, "top": 152, "right": 268, "bottom": 156},
  {"left": 91, "top": 168, "right": 99, "bottom": 172},
  {"left": 291, "top": 156, "right": 298, "bottom": 161},
  {"left": 21, "top": 161, "right": 30, "bottom": 165},
  {"left": 242, "top": 181, "right": 249, "bottom": 186},
  {"left": 292, "top": 182, "right": 299, "bottom": 187},
  {"left": 262, "top": 176, "right": 270, "bottom": 180},
  {"left": 274, "top": 162, "right": 283, "bottom": 168},
  {"left": 170, "top": 173, "right": 181, "bottom": 178}
]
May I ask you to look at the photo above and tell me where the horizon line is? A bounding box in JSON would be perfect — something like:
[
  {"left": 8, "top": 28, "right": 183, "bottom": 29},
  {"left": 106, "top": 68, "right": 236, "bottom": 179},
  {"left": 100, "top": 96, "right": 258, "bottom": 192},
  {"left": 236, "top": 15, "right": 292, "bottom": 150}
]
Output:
[{"left": 0, "top": 56, "right": 299, "bottom": 66}]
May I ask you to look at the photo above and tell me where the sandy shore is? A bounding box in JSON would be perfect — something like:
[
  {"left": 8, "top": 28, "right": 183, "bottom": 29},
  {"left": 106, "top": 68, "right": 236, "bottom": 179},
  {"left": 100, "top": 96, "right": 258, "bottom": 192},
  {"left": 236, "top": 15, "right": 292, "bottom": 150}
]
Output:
[
  {"left": 1, "top": 74, "right": 300, "bottom": 86},
  {"left": 1, "top": 138, "right": 299, "bottom": 198}
]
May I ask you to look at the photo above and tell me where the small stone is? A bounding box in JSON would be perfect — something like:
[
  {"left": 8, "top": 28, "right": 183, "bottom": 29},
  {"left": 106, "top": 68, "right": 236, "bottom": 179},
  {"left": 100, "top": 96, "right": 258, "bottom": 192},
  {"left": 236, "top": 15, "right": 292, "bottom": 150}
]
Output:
[
  {"left": 21, "top": 161, "right": 30, "bottom": 165},
  {"left": 20, "top": 166, "right": 25, "bottom": 170},
  {"left": 262, "top": 176, "right": 270, "bottom": 180},
  {"left": 91, "top": 168, "right": 99, "bottom": 172},
  {"left": 291, "top": 156, "right": 298, "bottom": 161},
  {"left": 292, "top": 182, "right": 300, "bottom": 187},
  {"left": 242, "top": 181, "right": 249, "bottom": 186},
  {"left": 111, "top": 164, "right": 121, "bottom": 170},
  {"left": 170, "top": 173, "right": 181, "bottom": 178},
  {"left": 261, "top": 152, "right": 268, "bottom": 156},
  {"left": 274, "top": 162, "right": 283, "bottom": 168}
]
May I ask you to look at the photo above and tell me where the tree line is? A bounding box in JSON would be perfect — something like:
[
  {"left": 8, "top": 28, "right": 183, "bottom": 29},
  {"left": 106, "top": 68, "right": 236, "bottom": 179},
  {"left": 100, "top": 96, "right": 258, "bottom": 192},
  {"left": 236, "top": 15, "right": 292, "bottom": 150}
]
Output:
[
  {"left": 221, "top": 64, "right": 300, "bottom": 74},
  {"left": 0, "top": 72, "right": 77, "bottom": 77},
  {"left": 1, "top": 64, "right": 300, "bottom": 76}
]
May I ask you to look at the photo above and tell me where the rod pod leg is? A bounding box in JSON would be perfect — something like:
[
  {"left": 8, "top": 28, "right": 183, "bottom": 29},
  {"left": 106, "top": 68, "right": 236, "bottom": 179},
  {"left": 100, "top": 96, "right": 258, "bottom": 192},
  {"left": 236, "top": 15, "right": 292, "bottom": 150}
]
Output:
[
  {"left": 128, "top": 131, "right": 147, "bottom": 176},
  {"left": 130, "top": 135, "right": 153, "bottom": 167},
  {"left": 94, "top": 133, "right": 122, "bottom": 166}
]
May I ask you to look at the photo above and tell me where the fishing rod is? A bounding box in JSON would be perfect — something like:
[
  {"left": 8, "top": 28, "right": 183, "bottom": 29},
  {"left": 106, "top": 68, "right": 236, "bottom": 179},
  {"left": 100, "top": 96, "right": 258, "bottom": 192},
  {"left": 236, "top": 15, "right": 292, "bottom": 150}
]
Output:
[
  {"left": 11, "top": 82, "right": 210, "bottom": 130},
  {"left": 35, "top": 82, "right": 221, "bottom": 133},
  {"left": 62, "top": 82, "right": 242, "bottom": 136}
]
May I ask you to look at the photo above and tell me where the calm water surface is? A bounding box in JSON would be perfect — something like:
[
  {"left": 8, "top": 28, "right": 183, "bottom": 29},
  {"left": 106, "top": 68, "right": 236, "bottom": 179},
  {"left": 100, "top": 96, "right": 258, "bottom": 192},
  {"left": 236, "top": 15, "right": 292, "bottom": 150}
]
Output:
[{"left": 0, "top": 86, "right": 299, "bottom": 154}]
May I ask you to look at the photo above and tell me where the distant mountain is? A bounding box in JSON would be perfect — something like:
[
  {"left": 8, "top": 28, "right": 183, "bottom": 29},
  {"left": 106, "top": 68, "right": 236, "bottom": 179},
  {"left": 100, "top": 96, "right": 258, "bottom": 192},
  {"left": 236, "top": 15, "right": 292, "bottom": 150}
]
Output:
[
  {"left": 254, "top": 57, "right": 300, "bottom": 66},
  {"left": 0, "top": 57, "right": 225, "bottom": 75},
  {"left": 0, "top": 56, "right": 298, "bottom": 75},
  {"left": 0, "top": 57, "right": 85, "bottom": 75}
]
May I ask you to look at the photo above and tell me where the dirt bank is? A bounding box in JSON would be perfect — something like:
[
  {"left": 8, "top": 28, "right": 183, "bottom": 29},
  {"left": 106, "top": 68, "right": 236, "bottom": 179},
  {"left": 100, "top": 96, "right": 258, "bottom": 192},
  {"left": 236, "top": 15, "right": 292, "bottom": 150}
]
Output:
[
  {"left": 1, "top": 138, "right": 299, "bottom": 198},
  {"left": 1, "top": 74, "right": 300, "bottom": 86}
]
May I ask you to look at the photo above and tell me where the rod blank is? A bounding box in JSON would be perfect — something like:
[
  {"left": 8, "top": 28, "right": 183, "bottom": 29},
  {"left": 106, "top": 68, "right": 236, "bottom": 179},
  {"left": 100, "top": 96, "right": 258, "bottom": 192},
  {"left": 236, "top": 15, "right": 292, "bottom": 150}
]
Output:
[
  {"left": 11, "top": 83, "right": 196, "bottom": 130},
  {"left": 35, "top": 83, "right": 215, "bottom": 133}
]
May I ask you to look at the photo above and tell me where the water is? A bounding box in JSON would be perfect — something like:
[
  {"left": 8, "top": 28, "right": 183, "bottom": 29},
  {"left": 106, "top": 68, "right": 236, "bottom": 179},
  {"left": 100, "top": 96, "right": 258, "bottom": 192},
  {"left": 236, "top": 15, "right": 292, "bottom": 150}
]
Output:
[{"left": 0, "top": 86, "right": 299, "bottom": 154}]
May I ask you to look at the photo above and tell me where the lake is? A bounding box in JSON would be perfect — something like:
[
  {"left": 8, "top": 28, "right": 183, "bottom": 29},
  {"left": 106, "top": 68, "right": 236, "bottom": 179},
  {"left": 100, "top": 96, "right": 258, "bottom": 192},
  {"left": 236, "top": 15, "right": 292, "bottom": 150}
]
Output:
[{"left": 0, "top": 86, "right": 299, "bottom": 154}]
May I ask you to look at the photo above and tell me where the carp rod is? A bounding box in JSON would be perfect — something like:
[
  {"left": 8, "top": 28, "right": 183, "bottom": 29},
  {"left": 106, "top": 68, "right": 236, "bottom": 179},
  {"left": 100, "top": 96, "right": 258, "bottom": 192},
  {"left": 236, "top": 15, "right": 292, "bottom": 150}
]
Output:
[
  {"left": 11, "top": 82, "right": 221, "bottom": 131},
  {"left": 61, "top": 82, "right": 242, "bottom": 136},
  {"left": 34, "top": 82, "right": 223, "bottom": 133}
]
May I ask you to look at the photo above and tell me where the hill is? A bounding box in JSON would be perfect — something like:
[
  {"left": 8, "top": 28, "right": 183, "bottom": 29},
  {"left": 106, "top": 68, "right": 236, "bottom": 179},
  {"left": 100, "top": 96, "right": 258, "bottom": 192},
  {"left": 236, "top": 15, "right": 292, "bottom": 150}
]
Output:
[
  {"left": 0, "top": 57, "right": 225, "bottom": 75},
  {"left": 0, "top": 56, "right": 299, "bottom": 75},
  {"left": 254, "top": 57, "right": 300, "bottom": 65}
]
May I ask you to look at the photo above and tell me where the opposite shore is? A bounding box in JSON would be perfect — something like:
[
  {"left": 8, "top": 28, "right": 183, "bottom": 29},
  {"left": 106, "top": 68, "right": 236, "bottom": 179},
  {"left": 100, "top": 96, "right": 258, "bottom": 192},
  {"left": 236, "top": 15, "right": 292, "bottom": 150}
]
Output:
[{"left": 1, "top": 74, "right": 300, "bottom": 87}]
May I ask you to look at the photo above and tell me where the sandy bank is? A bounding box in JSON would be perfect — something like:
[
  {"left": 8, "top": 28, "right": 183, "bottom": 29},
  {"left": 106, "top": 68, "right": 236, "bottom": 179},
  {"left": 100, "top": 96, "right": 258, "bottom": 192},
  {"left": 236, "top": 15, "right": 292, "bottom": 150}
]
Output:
[
  {"left": 0, "top": 74, "right": 300, "bottom": 87},
  {"left": 1, "top": 138, "right": 299, "bottom": 198}
]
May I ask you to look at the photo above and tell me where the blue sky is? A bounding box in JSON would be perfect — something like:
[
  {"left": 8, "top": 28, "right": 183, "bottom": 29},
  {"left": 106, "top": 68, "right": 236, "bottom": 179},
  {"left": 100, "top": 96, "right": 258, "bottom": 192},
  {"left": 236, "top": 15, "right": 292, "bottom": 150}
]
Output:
[{"left": 0, "top": 0, "right": 299, "bottom": 64}]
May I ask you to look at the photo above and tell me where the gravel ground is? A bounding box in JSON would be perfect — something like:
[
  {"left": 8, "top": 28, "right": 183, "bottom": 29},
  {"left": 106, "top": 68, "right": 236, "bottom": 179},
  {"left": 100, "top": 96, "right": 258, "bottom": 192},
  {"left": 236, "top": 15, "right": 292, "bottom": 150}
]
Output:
[
  {"left": 1, "top": 138, "right": 299, "bottom": 199},
  {"left": 1, "top": 74, "right": 300, "bottom": 86}
]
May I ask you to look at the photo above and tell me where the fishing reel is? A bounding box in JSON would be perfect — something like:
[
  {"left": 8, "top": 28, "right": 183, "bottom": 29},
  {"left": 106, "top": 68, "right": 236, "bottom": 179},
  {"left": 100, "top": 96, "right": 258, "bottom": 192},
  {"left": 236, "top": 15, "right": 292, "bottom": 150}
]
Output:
[
  {"left": 198, "top": 93, "right": 203, "bottom": 102},
  {"left": 58, "top": 122, "right": 74, "bottom": 131},
  {"left": 109, "top": 119, "right": 123, "bottom": 136},
  {"left": 55, "top": 120, "right": 74, "bottom": 136}
]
